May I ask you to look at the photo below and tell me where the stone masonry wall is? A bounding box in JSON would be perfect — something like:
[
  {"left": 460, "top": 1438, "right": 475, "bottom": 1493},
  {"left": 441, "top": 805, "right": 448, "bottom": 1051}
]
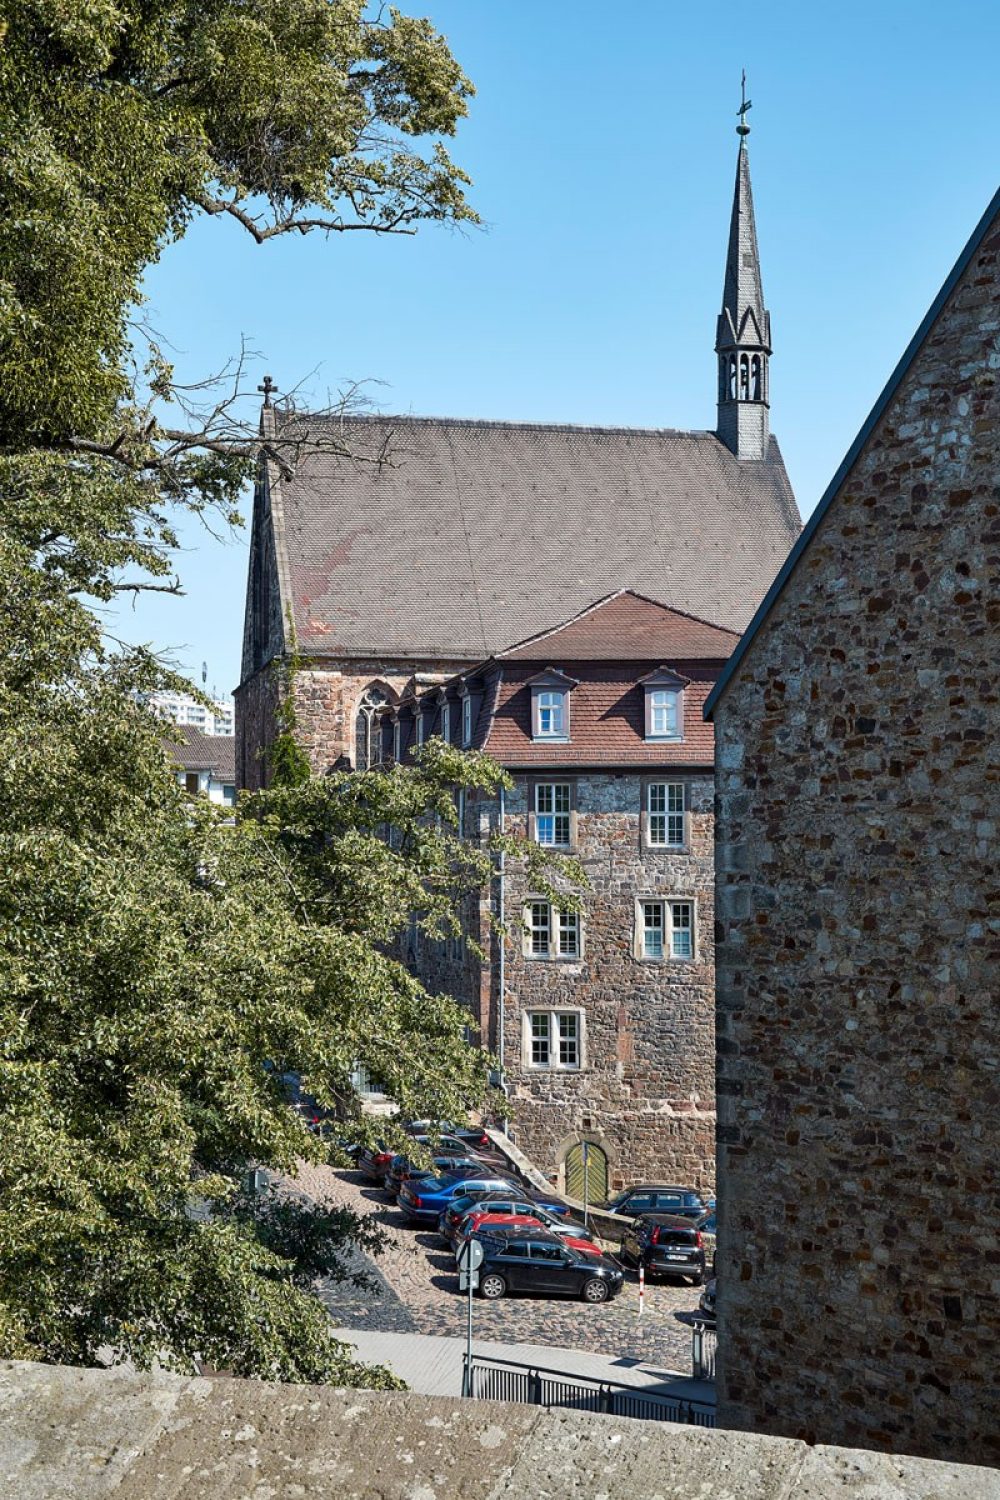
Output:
[
  {"left": 236, "top": 656, "right": 471, "bottom": 789},
  {"left": 711, "top": 207, "right": 1000, "bottom": 1464},
  {"left": 412, "top": 773, "right": 717, "bottom": 1192}
]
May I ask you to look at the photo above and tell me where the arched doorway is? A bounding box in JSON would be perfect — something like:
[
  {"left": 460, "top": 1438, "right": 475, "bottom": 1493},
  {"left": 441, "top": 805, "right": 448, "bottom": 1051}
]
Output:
[{"left": 564, "top": 1140, "right": 608, "bottom": 1204}]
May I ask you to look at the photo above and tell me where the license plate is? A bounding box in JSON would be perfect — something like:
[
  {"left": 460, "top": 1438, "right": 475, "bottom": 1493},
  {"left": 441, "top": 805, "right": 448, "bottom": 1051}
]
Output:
[{"left": 663, "top": 1253, "right": 689, "bottom": 1261}]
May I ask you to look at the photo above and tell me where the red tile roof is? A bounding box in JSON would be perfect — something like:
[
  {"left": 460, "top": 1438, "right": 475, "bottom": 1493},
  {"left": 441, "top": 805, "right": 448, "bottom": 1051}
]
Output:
[
  {"left": 479, "top": 663, "right": 719, "bottom": 768},
  {"left": 498, "top": 590, "right": 740, "bottom": 662}
]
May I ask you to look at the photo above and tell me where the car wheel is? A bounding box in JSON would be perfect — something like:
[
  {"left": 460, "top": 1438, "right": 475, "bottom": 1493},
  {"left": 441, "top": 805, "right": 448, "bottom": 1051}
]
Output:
[
  {"left": 479, "top": 1273, "right": 507, "bottom": 1300},
  {"left": 582, "top": 1277, "right": 610, "bottom": 1304},
  {"left": 690, "top": 1271, "right": 705, "bottom": 1287}
]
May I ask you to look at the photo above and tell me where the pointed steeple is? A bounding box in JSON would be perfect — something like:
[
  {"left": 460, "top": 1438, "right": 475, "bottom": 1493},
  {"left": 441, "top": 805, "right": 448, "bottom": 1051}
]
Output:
[{"left": 716, "top": 78, "right": 772, "bottom": 461}]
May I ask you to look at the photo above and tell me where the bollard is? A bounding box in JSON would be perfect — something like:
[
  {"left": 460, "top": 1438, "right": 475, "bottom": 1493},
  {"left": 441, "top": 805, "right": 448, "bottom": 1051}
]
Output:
[{"left": 638, "top": 1262, "right": 645, "bottom": 1318}]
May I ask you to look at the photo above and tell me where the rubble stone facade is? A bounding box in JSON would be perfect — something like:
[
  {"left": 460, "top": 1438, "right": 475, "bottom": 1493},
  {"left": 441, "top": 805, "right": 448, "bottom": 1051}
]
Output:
[{"left": 708, "top": 194, "right": 1000, "bottom": 1463}]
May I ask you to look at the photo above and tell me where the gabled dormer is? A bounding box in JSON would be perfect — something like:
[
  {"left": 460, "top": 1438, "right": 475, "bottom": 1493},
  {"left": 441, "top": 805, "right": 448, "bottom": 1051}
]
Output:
[
  {"left": 639, "top": 666, "right": 691, "bottom": 742},
  {"left": 527, "top": 668, "right": 578, "bottom": 743}
]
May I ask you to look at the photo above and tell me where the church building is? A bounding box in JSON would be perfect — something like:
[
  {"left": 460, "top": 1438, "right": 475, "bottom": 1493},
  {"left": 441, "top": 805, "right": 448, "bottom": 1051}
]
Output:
[
  {"left": 236, "top": 122, "right": 801, "bottom": 1185},
  {"left": 237, "top": 124, "right": 798, "bottom": 787}
]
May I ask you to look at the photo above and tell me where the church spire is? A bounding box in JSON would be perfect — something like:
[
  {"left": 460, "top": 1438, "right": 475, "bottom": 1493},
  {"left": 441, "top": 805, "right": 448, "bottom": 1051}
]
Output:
[{"left": 716, "top": 76, "right": 772, "bottom": 461}]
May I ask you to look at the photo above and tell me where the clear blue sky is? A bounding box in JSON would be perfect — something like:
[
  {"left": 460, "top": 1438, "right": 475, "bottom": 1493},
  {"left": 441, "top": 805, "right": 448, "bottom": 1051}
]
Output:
[{"left": 114, "top": 0, "right": 1000, "bottom": 700}]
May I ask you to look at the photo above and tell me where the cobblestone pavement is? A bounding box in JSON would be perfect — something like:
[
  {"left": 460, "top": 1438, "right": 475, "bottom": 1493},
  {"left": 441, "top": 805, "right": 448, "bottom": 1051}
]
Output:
[{"left": 292, "top": 1163, "right": 702, "bottom": 1373}]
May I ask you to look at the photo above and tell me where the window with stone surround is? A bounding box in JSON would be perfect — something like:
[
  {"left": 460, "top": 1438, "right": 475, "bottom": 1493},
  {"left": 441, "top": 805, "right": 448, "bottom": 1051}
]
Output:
[
  {"left": 636, "top": 898, "right": 696, "bottom": 961},
  {"left": 355, "top": 686, "right": 390, "bottom": 770},
  {"left": 646, "top": 782, "right": 686, "bottom": 848},
  {"left": 524, "top": 1009, "right": 583, "bottom": 1070},
  {"left": 525, "top": 901, "right": 580, "bottom": 959},
  {"left": 534, "top": 782, "right": 572, "bottom": 846}
]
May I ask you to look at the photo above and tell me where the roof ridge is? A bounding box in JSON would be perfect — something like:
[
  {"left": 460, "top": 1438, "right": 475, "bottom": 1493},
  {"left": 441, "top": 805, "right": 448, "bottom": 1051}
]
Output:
[
  {"left": 495, "top": 589, "right": 741, "bottom": 658},
  {"left": 274, "top": 410, "right": 733, "bottom": 441}
]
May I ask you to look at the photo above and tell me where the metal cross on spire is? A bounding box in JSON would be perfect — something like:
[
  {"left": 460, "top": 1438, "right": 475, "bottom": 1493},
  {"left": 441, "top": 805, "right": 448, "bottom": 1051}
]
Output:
[
  {"left": 257, "top": 374, "right": 278, "bottom": 407},
  {"left": 737, "top": 70, "right": 752, "bottom": 137}
]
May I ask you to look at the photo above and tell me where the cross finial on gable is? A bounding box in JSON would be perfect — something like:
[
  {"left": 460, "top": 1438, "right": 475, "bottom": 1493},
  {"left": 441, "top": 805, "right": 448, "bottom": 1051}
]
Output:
[
  {"left": 737, "top": 70, "right": 752, "bottom": 137},
  {"left": 258, "top": 374, "right": 278, "bottom": 407}
]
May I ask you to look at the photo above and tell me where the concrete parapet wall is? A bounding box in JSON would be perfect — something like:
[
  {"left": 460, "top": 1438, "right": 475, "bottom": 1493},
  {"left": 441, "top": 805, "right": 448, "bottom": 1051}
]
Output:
[{"left": 2, "top": 1361, "right": 997, "bottom": 1499}]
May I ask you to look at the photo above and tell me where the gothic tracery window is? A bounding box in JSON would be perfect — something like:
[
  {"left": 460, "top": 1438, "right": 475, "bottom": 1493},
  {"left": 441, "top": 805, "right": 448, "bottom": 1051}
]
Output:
[
  {"left": 751, "top": 354, "right": 762, "bottom": 401},
  {"left": 739, "top": 354, "right": 750, "bottom": 400},
  {"left": 355, "top": 686, "right": 389, "bottom": 770}
]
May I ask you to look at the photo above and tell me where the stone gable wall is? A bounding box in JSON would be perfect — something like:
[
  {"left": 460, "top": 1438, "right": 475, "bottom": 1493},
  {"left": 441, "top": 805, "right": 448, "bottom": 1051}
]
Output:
[{"left": 711, "top": 211, "right": 1000, "bottom": 1464}]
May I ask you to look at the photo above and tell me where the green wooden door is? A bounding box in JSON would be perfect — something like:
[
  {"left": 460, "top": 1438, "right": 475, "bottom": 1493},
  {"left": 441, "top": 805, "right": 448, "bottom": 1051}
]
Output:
[{"left": 565, "top": 1142, "right": 608, "bottom": 1204}]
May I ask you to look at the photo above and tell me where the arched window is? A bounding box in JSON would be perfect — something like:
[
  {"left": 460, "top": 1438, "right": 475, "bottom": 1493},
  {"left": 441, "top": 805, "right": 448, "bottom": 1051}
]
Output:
[
  {"left": 739, "top": 354, "right": 750, "bottom": 401},
  {"left": 751, "top": 354, "right": 762, "bottom": 401},
  {"left": 355, "top": 686, "right": 389, "bottom": 770},
  {"left": 728, "top": 355, "right": 737, "bottom": 400}
]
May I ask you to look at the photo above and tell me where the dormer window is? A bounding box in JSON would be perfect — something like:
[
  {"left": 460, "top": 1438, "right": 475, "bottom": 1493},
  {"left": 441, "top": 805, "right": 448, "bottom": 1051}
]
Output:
[
  {"left": 528, "top": 668, "right": 577, "bottom": 743},
  {"left": 441, "top": 701, "right": 451, "bottom": 744},
  {"left": 462, "top": 694, "right": 472, "bottom": 746},
  {"left": 641, "top": 667, "right": 690, "bottom": 742},
  {"left": 537, "top": 691, "right": 565, "bottom": 738}
]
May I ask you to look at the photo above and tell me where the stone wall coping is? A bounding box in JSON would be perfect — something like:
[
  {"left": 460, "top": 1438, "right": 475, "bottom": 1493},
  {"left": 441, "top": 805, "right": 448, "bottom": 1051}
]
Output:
[{"left": 2, "top": 1361, "right": 997, "bottom": 1499}]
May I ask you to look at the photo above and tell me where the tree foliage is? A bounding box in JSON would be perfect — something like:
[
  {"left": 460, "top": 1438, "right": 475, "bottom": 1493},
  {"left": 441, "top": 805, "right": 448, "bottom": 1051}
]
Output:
[{"left": 0, "top": 0, "right": 541, "bottom": 1386}]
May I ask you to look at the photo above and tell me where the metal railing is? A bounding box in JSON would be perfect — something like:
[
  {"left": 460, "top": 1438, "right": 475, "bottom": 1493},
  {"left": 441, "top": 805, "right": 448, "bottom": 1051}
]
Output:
[
  {"left": 691, "top": 1320, "right": 717, "bottom": 1380},
  {"left": 463, "top": 1353, "right": 715, "bottom": 1428}
]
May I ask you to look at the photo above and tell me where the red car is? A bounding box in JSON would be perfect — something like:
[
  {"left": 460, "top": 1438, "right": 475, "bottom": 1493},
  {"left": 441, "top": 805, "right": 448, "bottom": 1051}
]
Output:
[{"left": 459, "top": 1212, "right": 603, "bottom": 1257}]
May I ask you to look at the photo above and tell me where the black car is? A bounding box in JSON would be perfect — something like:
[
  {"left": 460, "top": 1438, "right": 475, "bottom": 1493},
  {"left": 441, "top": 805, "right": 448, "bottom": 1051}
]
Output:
[
  {"left": 698, "top": 1277, "right": 716, "bottom": 1325},
  {"left": 356, "top": 1144, "right": 395, "bottom": 1183},
  {"left": 604, "top": 1184, "right": 710, "bottom": 1221},
  {"left": 617, "top": 1214, "right": 706, "bottom": 1285},
  {"left": 474, "top": 1230, "right": 624, "bottom": 1303}
]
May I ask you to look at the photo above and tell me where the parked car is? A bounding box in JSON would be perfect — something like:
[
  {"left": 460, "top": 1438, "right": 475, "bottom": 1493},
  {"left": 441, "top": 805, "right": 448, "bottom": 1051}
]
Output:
[
  {"left": 398, "top": 1170, "right": 522, "bottom": 1226},
  {"left": 617, "top": 1214, "right": 706, "bottom": 1285},
  {"left": 473, "top": 1230, "right": 625, "bottom": 1303},
  {"left": 356, "top": 1144, "right": 396, "bottom": 1183},
  {"left": 698, "top": 1277, "right": 717, "bottom": 1326},
  {"left": 696, "top": 1211, "right": 717, "bottom": 1273},
  {"left": 438, "top": 1189, "right": 573, "bottom": 1243},
  {"left": 405, "top": 1120, "right": 494, "bottom": 1153},
  {"left": 384, "top": 1154, "right": 483, "bottom": 1198},
  {"left": 459, "top": 1213, "right": 602, "bottom": 1257},
  {"left": 604, "top": 1185, "right": 710, "bottom": 1221},
  {"left": 404, "top": 1132, "right": 508, "bottom": 1167},
  {"left": 449, "top": 1203, "right": 593, "bottom": 1251}
]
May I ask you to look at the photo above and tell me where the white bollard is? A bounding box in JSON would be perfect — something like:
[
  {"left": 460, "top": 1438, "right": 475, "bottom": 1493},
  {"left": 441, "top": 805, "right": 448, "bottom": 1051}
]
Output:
[{"left": 638, "top": 1262, "right": 645, "bottom": 1318}]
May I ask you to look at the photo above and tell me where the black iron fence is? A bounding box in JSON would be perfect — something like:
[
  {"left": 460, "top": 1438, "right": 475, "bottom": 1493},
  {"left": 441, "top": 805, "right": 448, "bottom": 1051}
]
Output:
[{"left": 463, "top": 1354, "right": 716, "bottom": 1428}]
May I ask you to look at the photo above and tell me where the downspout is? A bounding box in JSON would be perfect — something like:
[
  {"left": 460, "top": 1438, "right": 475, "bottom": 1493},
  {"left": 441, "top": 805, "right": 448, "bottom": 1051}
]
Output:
[{"left": 496, "top": 782, "right": 509, "bottom": 1136}]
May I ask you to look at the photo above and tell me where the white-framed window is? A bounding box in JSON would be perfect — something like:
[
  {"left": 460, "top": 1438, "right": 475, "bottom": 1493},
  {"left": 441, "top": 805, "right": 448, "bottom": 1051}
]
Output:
[
  {"left": 441, "top": 702, "right": 451, "bottom": 744},
  {"left": 638, "top": 898, "right": 696, "bottom": 960},
  {"left": 222, "top": 784, "right": 236, "bottom": 807},
  {"left": 642, "top": 669, "right": 687, "bottom": 742},
  {"left": 534, "top": 782, "right": 572, "bottom": 846},
  {"left": 536, "top": 690, "right": 565, "bottom": 738},
  {"left": 649, "top": 689, "right": 679, "bottom": 739},
  {"left": 526, "top": 901, "right": 580, "bottom": 959},
  {"left": 647, "top": 782, "right": 685, "bottom": 847},
  {"left": 393, "top": 721, "right": 401, "bottom": 762},
  {"left": 525, "top": 1010, "right": 583, "bottom": 1070},
  {"left": 462, "top": 694, "right": 473, "bottom": 746}
]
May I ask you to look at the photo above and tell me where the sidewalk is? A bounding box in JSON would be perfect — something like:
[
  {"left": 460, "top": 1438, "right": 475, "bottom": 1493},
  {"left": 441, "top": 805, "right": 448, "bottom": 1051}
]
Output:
[{"left": 332, "top": 1326, "right": 715, "bottom": 1407}]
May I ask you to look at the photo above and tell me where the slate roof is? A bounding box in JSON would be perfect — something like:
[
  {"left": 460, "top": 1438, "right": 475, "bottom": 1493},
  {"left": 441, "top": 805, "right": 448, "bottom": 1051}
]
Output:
[
  {"left": 164, "top": 729, "right": 236, "bottom": 780},
  {"left": 271, "top": 414, "right": 800, "bottom": 660}
]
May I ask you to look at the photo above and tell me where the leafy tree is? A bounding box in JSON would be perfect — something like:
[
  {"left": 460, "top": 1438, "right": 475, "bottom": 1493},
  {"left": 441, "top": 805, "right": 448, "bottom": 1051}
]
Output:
[{"left": 0, "top": 0, "right": 565, "bottom": 1385}]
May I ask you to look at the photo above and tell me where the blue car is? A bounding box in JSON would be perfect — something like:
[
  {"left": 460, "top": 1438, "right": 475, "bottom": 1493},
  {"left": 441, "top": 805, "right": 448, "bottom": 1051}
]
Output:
[{"left": 398, "top": 1169, "right": 569, "bottom": 1226}]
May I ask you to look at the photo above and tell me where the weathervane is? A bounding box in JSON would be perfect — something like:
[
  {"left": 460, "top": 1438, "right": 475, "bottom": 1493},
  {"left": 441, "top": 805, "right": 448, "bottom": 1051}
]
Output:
[
  {"left": 737, "top": 70, "right": 752, "bottom": 137},
  {"left": 257, "top": 374, "right": 278, "bottom": 407}
]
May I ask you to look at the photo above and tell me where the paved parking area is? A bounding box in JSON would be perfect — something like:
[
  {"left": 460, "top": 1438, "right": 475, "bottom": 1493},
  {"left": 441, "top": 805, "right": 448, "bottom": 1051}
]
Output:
[{"left": 292, "top": 1163, "right": 703, "bottom": 1374}]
